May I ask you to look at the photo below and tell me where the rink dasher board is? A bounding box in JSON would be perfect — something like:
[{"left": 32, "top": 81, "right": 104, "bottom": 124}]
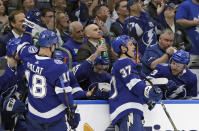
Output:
[{"left": 73, "top": 100, "right": 199, "bottom": 131}]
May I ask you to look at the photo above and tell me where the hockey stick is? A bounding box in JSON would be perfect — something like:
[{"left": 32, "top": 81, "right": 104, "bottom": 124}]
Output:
[
  {"left": 60, "top": 78, "right": 77, "bottom": 131},
  {"left": 145, "top": 77, "right": 168, "bottom": 86},
  {"left": 132, "top": 71, "right": 178, "bottom": 131},
  {"left": 11, "top": 86, "right": 28, "bottom": 131}
]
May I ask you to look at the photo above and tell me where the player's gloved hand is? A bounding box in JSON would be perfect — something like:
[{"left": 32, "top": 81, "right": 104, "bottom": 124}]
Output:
[
  {"left": 143, "top": 97, "right": 156, "bottom": 110},
  {"left": 23, "top": 9, "right": 42, "bottom": 32},
  {"left": 26, "top": 9, "right": 42, "bottom": 25},
  {"left": 147, "top": 100, "right": 156, "bottom": 110},
  {"left": 67, "top": 105, "right": 80, "bottom": 129},
  {"left": 89, "top": 83, "right": 110, "bottom": 100},
  {"left": 144, "top": 86, "right": 162, "bottom": 102},
  {"left": 3, "top": 97, "right": 27, "bottom": 114}
]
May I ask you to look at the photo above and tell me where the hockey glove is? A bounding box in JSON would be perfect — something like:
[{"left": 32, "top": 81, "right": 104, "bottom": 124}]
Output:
[
  {"left": 67, "top": 110, "right": 80, "bottom": 129},
  {"left": 144, "top": 86, "right": 162, "bottom": 102},
  {"left": 23, "top": 9, "right": 44, "bottom": 33},
  {"left": 89, "top": 82, "right": 110, "bottom": 100},
  {"left": 143, "top": 97, "right": 156, "bottom": 110},
  {"left": 26, "top": 9, "right": 42, "bottom": 26},
  {"left": 3, "top": 97, "right": 27, "bottom": 114}
]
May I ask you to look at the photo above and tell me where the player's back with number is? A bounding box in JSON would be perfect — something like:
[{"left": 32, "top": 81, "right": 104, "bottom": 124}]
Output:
[
  {"left": 24, "top": 55, "right": 69, "bottom": 122},
  {"left": 17, "top": 30, "right": 71, "bottom": 123},
  {"left": 109, "top": 58, "right": 146, "bottom": 124}
]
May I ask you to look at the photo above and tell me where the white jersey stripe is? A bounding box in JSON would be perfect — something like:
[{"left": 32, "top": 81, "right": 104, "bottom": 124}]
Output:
[
  {"left": 28, "top": 103, "right": 66, "bottom": 119},
  {"left": 126, "top": 78, "right": 142, "bottom": 90},
  {"left": 110, "top": 102, "right": 143, "bottom": 121},
  {"left": 55, "top": 86, "right": 72, "bottom": 94}
]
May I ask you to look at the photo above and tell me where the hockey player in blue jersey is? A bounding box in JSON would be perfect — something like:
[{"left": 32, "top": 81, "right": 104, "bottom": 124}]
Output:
[
  {"left": 109, "top": 35, "right": 162, "bottom": 130},
  {"left": 149, "top": 49, "right": 198, "bottom": 99},
  {"left": 54, "top": 50, "right": 96, "bottom": 100},
  {"left": 0, "top": 38, "right": 28, "bottom": 131},
  {"left": 73, "top": 43, "right": 111, "bottom": 100},
  {"left": 17, "top": 28, "right": 80, "bottom": 130},
  {"left": 123, "top": 0, "right": 158, "bottom": 55}
]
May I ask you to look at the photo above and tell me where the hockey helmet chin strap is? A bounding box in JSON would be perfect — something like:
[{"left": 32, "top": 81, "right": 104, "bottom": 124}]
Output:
[{"left": 121, "top": 46, "right": 133, "bottom": 59}]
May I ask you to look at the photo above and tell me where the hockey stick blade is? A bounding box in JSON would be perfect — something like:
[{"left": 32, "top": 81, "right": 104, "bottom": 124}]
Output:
[{"left": 145, "top": 78, "right": 168, "bottom": 86}]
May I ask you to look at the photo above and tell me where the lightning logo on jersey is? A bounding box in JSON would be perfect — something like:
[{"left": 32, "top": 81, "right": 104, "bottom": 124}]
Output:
[
  {"left": 142, "top": 29, "right": 157, "bottom": 47},
  {"left": 123, "top": 12, "right": 158, "bottom": 54}
]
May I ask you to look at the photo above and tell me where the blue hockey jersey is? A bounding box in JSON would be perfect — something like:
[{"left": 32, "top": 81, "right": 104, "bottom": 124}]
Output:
[
  {"left": 0, "top": 63, "right": 25, "bottom": 98},
  {"left": 17, "top": 34, "right": 74, "bottom": 122},
  {"left": 73, "top": 60, "right": 111, "bottom": 91},
  {"left": 109, "top": 58, "right": 148, "bottom": 125},
  {"left": 62, "top": 39, "right": 83, "bottom": 62},
  {"left": 69, "top": 71, "right": 87, "bottom": 100},
  {"left": 123, "top": 12, "right": 158, "bottom": 55},
  {"left": 149, "top": 64, "right": 197, "bottom": 98}
]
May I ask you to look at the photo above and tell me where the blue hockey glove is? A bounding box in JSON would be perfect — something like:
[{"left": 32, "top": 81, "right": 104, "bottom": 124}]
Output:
[
  {"left": 89, "top": 82, "right": 110, "bottom": 100},
  {"left": 143, "top": 97, "right": 156, "bottom": 110},
  {"left": 23, "top": 9, "right": 42, "bottom": 32},
  {"left": 144, "top": 86, "right": 162, "bottom": 102},
  {"left": 3, "top": 98, "right": 26, "bottom": 114},
  {"left": 67, "top": 110, "right": 80, "bottom": 129},
  {"left": 26, "top": 9, "right": 42, "bottom": 25}
]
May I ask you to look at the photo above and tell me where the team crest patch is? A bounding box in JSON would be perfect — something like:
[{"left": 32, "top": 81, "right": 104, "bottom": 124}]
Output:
[
  {"left": 54, "top": 59, "right": 63, "bottom": 64},
  {"left": 28, "top": 46, "right": 38, "bottom": 53}
]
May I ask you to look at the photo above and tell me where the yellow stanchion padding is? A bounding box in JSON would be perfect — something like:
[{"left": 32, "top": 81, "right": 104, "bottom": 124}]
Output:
[{"left": 84, "top": 123, "right": 94, "bottom": 131}]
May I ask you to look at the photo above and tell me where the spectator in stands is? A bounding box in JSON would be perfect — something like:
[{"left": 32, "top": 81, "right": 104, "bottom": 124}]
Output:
[
  {"left": 141, "top": 28, "right": 176, "bottom": 75},
  {"left": 0, "top": 0, "right": 8, "bottom": 34},
  {"left": 123, "top": 0, "right": 158, "bottom": 55},
  {"left": 82, "top": 0, "right": 95, "bottom": 17},
  {"left": 62, "top": 21, "right": 84, "bottom": 63},
  {"left": 55, "top": 11, "right": 71, "bottom": 43},
  {"left": 106, "top": 0, "right": 120, "bottom": 20},
  {"left": 69, "top": 0, "right": 91, "bottom": 27},
  {"left": 73, "top": 44, "right": 111, "bottom": 100},
  {"left": 77, "top": 24, "right": 114, "bottom": 71},
  {"left": 0, "top": 10, "right": 25, "bottom": 57},
  {"left": 146, "top": 0, "right": 165, "bottom": 23},
  {"left": 92, "top": 5, "right": 113, "bottom": 32},
  {"left": 176, "top": 0, "right": 199, "bottom": 68},
  {"left": 51, "top": 0, "right": 67, "bottom": 12},
  {"left": 77, "top": 24, "right": 101, "bottom": 62},
  {"left": 16, "top": 0, "right": 36, "bottom": 13},
  {"left": 160, "top": 3, "right": 192, "bottom": 52},
  {"left": 41, "top": 8, "right": 55, "bottom": 31},
  {"left": 110, "top": 0, "right": 128, "bottom": 37},
  {"left": 36, "top": 0, "right": 51, "bottom": 10},
  {"left": 149, "top": 49, "right": 197, "bottom": 99}
]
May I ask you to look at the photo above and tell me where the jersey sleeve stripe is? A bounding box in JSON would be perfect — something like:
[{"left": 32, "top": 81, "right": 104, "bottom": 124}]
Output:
[
  {"left": 126, "top": 78, "right": 142, "bottom": 90},
  {"left": 55, "top": 86, "right": 72, "bottom": 94},
  {"left": 72, "top": 87, "right": 83, "bottom": 94},
  {"left": 17, "top": 42, "right": 30, "bottom": 55}
]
